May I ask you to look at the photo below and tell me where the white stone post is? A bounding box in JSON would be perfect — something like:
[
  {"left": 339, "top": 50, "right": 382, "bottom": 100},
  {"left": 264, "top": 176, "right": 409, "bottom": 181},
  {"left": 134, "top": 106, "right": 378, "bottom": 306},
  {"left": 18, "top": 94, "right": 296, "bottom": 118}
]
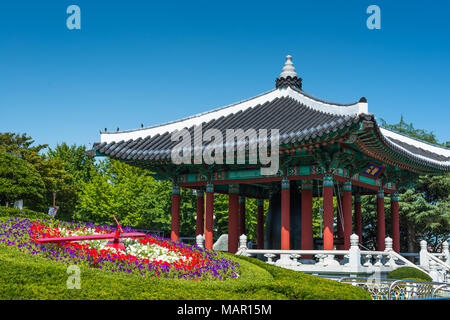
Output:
[
  {"left": 348, "top": 233, "right": 361, "bottom": 275},
  {"left": 419, "top": 240, "right": 429, "bottom": 271},
  {"left": 442, "top": 241, "right": 449, "bottom": 264},
  {"left": 385, "top": 237, "right": 393, "bottom": 251},
  {"left": 428, "top": 260, "right": 441, "bottom": 282},
  {"left": 196, "top": 234, "right": 204, "bottom": 248},
  {"left": 384, "top": 237, "right": 395, "bottom": 268},
  {"left": 239, "top": 234, "right": 247, "bottom": 250}
]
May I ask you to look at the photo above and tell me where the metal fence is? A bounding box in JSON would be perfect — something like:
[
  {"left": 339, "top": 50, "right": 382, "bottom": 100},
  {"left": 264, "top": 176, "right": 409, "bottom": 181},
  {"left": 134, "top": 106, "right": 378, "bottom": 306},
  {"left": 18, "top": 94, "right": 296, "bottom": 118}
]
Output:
[{"left": 337, "top": 277, "right": 450, "bottom": 300}]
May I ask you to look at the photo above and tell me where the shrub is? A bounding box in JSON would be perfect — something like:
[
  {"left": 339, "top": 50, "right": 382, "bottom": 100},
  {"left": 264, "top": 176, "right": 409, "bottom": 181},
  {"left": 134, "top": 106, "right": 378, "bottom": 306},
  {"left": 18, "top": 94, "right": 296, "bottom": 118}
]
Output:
[
  {"left": 402, "top": 278, "right": 428, "bottom": 282},
  {"left": 0, "top": 206, "right": 49, "bottom": 220},
  {"left": 232, "top": 255, "right": 372, "bottom": 300},
  {"left": 387, "top": 266, "right": 432, "bottom": 282}
]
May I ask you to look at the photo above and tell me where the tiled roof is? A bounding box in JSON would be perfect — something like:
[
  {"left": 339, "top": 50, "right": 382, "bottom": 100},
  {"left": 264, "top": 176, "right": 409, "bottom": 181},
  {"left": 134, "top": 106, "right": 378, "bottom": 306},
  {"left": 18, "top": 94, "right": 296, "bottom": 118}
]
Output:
[
  {"left": 376, "top": 128, "right": 450, "bottom": 170},
  {"left": 93, "top": 89, "right": 364, "bottom": 162}
]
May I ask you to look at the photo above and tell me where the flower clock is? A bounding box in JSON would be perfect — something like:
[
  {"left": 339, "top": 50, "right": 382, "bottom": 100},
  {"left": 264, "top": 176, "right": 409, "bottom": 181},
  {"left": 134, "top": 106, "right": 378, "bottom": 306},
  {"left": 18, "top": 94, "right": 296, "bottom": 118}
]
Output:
[{"left": 0, "top": 216, "right": 239, "bottom": 280}]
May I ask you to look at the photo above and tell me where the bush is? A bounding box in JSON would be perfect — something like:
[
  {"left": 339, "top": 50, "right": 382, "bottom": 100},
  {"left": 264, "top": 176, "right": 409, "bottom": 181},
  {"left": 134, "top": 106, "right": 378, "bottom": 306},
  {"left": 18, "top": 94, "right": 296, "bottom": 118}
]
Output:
[
  {"left": 387, "top": 267, "right": 432, "bottom": 282},
  {"left": 402, "top": 278, "right": 428, "bottom": 282},
  {"left": 229, "top": 255, "right": 372, "bottom": 300},
  {"left": 0, "top": 206, "right": 49, "bottom": 220}
]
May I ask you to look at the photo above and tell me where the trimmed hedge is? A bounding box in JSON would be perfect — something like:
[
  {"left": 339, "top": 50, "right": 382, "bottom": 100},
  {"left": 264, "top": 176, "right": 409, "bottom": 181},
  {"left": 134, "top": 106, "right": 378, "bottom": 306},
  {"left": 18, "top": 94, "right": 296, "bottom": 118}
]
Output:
[
  {"left": 0, "top": 245, "right": 371, "bottom": 300},
  {"left": 0, "top": 206, "right": 49, "bottom": 220},
  {"left": 387, "top": 266, "right": 432, "bottom": 282},
  {"left": 230, "top": 255, "right": 372, "bottom": 300},
  {"left": 402, "top": 278, "right": 429, "bottom": 282}
]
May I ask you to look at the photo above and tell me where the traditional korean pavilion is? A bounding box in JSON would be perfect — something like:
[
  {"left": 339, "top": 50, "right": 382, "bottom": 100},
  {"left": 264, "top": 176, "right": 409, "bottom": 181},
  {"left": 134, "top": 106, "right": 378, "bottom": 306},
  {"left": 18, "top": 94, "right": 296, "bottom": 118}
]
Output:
[{"left": 93, "top": 55, "right": 450, "bottom": 254}]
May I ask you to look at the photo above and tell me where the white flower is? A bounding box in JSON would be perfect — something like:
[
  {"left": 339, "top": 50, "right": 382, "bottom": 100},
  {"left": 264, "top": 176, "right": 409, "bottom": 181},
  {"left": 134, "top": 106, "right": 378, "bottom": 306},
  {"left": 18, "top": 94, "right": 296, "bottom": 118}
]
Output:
[{"left": 56, "top": 227, "right": 183, "bottom": 263}]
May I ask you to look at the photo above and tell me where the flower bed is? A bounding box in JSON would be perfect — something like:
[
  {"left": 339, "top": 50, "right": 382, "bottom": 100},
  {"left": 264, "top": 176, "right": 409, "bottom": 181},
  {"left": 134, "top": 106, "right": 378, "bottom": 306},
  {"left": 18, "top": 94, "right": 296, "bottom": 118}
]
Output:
[{"left": 0, "top": 217, "right": 239, "bottom": 280}]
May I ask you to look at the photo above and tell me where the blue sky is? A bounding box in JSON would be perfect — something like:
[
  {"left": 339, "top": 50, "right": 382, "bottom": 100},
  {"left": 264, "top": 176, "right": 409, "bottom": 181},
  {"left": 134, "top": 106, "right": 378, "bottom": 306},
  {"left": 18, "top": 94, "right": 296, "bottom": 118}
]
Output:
[{"left": 1, "top": 0, "right": 449, "bottom": 151}]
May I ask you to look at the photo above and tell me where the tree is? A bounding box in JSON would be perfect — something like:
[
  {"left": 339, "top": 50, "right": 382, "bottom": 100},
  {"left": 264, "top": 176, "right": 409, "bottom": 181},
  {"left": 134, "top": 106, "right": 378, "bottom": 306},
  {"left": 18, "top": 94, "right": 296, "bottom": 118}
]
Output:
[
  {"left": 74, "top": 159, "right": 193, "bottom": 235},
  {"left": 377, "top": 117, "right": 450, "bottom": 251},
  {"left": 0, "top": 132, "right": 47, "bottom": 163},
  {"left": 0, "top": 151, "right": 45, "bottom": 205},
  {"left": 0, "top": 132, "right": 78, "bottom": 220},
  {"left": 379, "top": 116, "right": 440, "bottom": 145},
  {"left": 47, "top": 143, "right": 96, "bottom": 184},
  {"left": 31, "top": 157, "right": 78, "bottom": 221}
]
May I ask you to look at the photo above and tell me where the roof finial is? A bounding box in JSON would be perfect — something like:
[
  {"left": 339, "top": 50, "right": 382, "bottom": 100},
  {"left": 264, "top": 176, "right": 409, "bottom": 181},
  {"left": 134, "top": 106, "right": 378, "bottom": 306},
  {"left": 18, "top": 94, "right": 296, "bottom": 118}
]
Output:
[
  {"left": 280, "top": 55, "right": 298, "bottom": 78},
  {"left": 276, "top": 55, "right": 302, "bottom": 89}
]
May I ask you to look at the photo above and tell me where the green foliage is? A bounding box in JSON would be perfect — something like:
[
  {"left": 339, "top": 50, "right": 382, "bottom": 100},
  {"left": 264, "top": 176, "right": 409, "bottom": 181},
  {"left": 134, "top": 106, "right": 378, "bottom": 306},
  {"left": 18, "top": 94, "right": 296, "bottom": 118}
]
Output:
[
  {"left": 0, "top": 151, "right": 45, "bottom": 205},
  {"left": 47, "top": 143, "right": 96, "bottom": 184},
  {"left": 0, "top": 133, "right": 78, "bottom": 221},
  {"left": 74, "top": 159, "right": 179, "bottom": 232},
  {"left": 0, "top": 206, "right": 49, "bottom": 220},
  {"left": 211, "top": 195, "right": 268, "bottom": 242},
  {"left": 386, "top": 267, "right": 432, "bottom": 282},
  {"left": 0, "top": 243, "right": 371, "bottom": 300},
  {"left": 31, "top": 157, "right": 78, "bottom": 221},
  {"left": 365, "top": 117, "right": 450, "bottom": 251},
  {"left": 379, "top": 115, "right": 441, "bottom": 145},
  {"left": 0, "top": 132, "right": 48, "bottom": 164},
  {"left": 401, "top": 278, "right": 428, "bottom": 282}
]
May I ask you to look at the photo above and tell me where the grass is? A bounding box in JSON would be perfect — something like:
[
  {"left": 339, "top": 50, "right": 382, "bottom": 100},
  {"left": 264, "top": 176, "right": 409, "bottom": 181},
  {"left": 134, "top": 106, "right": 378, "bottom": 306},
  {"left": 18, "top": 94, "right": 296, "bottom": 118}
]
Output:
[{"left": 0, "top": 211, "right": 372, "bottom": 300}]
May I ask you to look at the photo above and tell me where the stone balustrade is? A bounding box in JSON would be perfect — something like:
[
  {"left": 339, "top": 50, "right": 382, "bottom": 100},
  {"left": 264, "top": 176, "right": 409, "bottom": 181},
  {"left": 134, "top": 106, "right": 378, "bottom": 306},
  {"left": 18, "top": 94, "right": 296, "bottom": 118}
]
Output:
[
  {"left": 194, "top": 232, "right": 449, "bottom": 283},
  {"left": 236, "top": 234, "right": 446, "bottom": 281},
  {"left": 419, "top": 240, "right": 450, "bottom": 283}
]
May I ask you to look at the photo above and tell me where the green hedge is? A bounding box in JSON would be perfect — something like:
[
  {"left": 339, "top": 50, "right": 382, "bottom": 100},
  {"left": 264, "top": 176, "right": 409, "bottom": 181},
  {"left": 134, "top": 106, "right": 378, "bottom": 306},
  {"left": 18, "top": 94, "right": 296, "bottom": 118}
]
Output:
[
  {"left": 387, "top": 266, "right": 432, "bottom": 282},
  {"left": 0, "top": 242, "right": 371, "bottom": 300},
  {"left": 232, "top": 255, "right": 372, "bottom": 300},
  {"left": 0, "top": 206, "right": 49, "bottom": 220}
]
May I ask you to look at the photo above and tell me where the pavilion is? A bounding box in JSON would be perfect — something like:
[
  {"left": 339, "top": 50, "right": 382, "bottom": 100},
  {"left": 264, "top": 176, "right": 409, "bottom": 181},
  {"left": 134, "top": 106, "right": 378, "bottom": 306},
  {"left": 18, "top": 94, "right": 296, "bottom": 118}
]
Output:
[{"left": 92, "top": 55, "right": 450, "bottom": 254}]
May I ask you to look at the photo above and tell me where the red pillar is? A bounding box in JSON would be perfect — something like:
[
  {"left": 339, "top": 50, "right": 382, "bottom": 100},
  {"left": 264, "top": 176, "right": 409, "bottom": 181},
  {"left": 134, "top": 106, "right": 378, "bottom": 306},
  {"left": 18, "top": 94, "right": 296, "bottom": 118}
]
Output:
[
  {"left": 281, "top": 176, "right": 290, "bottom": 250},
  {"left": 336, "top": 195, "right": 344, "bottom": 250},
  {"left": 301, "top": 181, "right": 313, "bottom": 254},
  {"left": 228, "top": 185, "right": 239, "bottom": 253},
  {"left": 205, "top": 183, "right": 214, "bottom": 250},
  {"left": 257, "top": 198, "right": 264, "bottom": 249},
  {"left": 377, "top": 187, "right": 386, "bottom": 251},
  {"left": 355, "top": 195, "right": 362, "bottom": 245},
  {"left": 171, "top": 183, "right": 181, "bottom": 242},
  {"left": 239, "top": 196, "right": 246, "bottom": 236},
  {"left": 391, "top": 192, "right": 400, "bottom": 253},
  {"left": 343, "top": 180, "right": 353, "bottom": 250},
  {"left": 323, "top": 174, "right": 334, "bottom": 250},
  {"left": 195, "top": 190, "right": 204, "bottom": 236}
]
